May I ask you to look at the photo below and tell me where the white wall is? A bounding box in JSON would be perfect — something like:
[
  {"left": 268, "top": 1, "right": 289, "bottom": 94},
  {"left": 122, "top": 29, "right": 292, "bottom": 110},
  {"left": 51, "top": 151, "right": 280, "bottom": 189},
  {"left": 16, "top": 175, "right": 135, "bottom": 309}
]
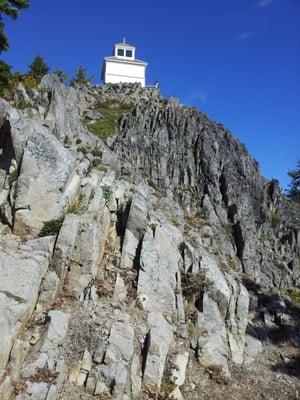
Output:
[{"left": 104, "top": 60, "right": 146, "bottom": 87}]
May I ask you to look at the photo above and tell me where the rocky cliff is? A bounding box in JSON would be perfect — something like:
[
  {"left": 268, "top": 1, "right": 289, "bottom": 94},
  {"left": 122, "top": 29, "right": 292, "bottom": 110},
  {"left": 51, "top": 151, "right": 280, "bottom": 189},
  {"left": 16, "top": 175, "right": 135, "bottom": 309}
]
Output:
[{"left": 0, "top": 76, "right": 299, "bottom": 400}]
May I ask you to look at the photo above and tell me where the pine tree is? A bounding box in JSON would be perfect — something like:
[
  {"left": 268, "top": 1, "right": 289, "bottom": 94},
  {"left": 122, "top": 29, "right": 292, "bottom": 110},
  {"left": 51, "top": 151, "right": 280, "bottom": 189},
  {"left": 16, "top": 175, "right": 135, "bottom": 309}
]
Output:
[
  {"left": 288, "top": 160, "right": 300, "bottom": 204},
  {"left": 53, "top": 69, "right": 70, "bottom": 84},
  {"left": 73, "top": 67, "right": 93, "bottom": 85},
  {"left": 0, "top": 59, "right": 13, "bottom": 94},
  {"left": 28, "top": 55, "right": 50, "bottom": 81},
  {"left": 0, "top": 0, "right": 29, "bottom": 53}
]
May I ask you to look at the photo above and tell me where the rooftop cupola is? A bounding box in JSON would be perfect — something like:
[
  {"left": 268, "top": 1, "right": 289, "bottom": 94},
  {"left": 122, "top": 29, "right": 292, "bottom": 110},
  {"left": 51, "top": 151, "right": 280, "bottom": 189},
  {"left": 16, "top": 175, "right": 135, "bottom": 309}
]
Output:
[{"left": 114, "top": 39, "right": 136, "bottom": 60}]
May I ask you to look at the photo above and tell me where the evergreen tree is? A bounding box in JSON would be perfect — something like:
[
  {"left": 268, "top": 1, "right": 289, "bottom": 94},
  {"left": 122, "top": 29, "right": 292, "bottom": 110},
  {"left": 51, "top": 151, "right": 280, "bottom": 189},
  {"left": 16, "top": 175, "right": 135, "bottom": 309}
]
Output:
[
  {"left": 28, "top": 55, "right": 49, "bottom": 81},
  {"left": 0, "top": 0, "right": 29, "bottom": 53},
  {"left": 73, "top": 67, "right": 93, "bottom": 85},
  {"left": 53, "top": 69, "right": 70, "bottom": 84},
  {"left": 287, "top": 160, "right": 300, "bottom": 204},
  {"left": 0, "top": 59, "right": 12, "bottom": 94}
]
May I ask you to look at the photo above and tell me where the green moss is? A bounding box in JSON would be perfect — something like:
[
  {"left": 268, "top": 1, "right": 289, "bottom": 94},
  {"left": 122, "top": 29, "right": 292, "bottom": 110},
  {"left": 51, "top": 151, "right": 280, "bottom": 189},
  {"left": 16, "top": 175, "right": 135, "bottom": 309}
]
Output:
[
  {"left": 86, "top": 106, "right": 132, "bottom": 140},
  {"left": 39, "top": 217, "right": 64, "bottom": 237},
  {"left": 289, "top": 290, "right": 300, "bottom": 305}
]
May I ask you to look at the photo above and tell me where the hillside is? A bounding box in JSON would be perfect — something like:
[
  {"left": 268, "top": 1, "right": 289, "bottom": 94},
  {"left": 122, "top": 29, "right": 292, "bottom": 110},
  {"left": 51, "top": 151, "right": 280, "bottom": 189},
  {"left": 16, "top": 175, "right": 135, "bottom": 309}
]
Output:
[{"left": 0, "top": 76, "right": 299, "bottom": 400}]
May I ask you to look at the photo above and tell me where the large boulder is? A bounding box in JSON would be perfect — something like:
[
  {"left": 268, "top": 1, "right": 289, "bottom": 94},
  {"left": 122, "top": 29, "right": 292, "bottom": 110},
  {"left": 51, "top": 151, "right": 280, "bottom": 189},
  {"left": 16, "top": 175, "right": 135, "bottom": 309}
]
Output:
[
  {"left": 0, "top": 235, "right": 52, "bottom": 379},
  {"left": 40, "top": 74, "right": 83, "bottom": 141},
  {"left": 13, "top": 129, "right": 76, "bottom": 236}
]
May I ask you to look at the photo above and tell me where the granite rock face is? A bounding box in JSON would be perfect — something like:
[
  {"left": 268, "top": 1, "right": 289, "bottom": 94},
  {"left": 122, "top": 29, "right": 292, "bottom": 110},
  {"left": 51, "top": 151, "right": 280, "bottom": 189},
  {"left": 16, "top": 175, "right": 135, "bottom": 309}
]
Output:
[
  {"left": 112, "top": 97, "right": 300, "bottom": 288},
  {"left": 0, "top": 79, "right": 299, "bottom": 400}
]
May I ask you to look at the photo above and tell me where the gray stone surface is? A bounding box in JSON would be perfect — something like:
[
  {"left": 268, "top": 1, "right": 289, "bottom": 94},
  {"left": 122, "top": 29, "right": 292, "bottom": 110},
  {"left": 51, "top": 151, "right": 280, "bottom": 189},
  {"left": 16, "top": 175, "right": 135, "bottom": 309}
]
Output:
[
  {"left": 13, "top": 129, "right": 76, "bottom": 236},
  {"left": 104, "top": 321, "right": 134, "bottom": 363},
  {"left": 40, "top": 74, "right": 83, "bottom": 141},
  {"left": 120, "top": 184, "right": 149, "bottom": 269},
  {"left": 39, "top": 310, "right": 70, "bottom": 353},
  {"left": 112, "top": 93, "right": 300, "bottom": 288},
  {"left": 143, "top": 312, "right": 174, "bottom": 389},
  {"left": 138, "top": 223, "right": 182, "bottom": 319},
  {"left": 0, "top": 235, "right": 51, "bottom": 376}
]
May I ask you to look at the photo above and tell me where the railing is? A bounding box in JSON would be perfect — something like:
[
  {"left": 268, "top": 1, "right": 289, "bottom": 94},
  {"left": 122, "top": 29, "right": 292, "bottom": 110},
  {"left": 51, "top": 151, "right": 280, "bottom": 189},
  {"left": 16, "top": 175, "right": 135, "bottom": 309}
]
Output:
[{"left": 145, "top": 82, "right": 160, "bottom": 90}]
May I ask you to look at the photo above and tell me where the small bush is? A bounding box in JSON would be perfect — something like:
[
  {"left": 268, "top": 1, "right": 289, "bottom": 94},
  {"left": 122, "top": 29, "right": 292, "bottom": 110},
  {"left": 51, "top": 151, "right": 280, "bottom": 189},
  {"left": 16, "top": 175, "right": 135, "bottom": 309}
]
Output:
[
  {"left": 14, "top": 381, "right": 28, "bottom": 395},
  {"left": 22, "top": 74, "right": 38, "bottom": 89},
  {"left": 102, "top": 185, "right": 112, "bottom": 203},
  {"left": 67, "top": 197, "right": 84, "bottom": 214},
  {"left": 92, "top": 277, "right": 114, "bottom": 298},
  {"left": 31, "top": 368, "right": 58, "bottom": 383},
  {"left": 182, "top": 271, "right": 210, "bottom": 302},
  {"left": 91, "top": 148, "right": 102, "bottom": 157},
  {"left": 39, "top": 217, "right": 64, "bottom": 237},
  {"left": 76, "top": 138, "right": 82, "bottom": 145},
  {"left": 148, "top": 180, "right": 158, "bottom": 190},
  {"left": 63, "top": 136, "right": 72, "bottom": 146},
  {"left": 170, "top": 216, "right": 180, "bottom": 227},
  {"left": 159, "top": 379, "right": 176, "bottom": 397},
  {"left": 178, "top": 241, "right": 185, "bottom": 254},
  {"left": 270, "top": 211, "right": 280, "bottom": 229},
  {"left": 185, "top": 213, "right": 206, "bottom": 229},
  {"left": 91, "top": 158, "right": 102, "bottom": 169},
  {"left": 8, "top": 169, "right": 18, "bottom": 185},
  {"left": 205, "top": 364, "right": 227, "bottom": 384},
  {"left": 77, "top": 145, "right": 90, "bottom": 155}
]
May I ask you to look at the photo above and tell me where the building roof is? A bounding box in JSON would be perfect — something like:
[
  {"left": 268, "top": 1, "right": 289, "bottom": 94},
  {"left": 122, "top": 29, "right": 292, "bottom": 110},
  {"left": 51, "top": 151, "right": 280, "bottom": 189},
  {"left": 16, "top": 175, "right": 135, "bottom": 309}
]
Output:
[
  {"left": 115, "top": 42, "right": 136, "bottom": 49},
  {"left": 104, "top": 56, "right": 148, "bottom": 66}
]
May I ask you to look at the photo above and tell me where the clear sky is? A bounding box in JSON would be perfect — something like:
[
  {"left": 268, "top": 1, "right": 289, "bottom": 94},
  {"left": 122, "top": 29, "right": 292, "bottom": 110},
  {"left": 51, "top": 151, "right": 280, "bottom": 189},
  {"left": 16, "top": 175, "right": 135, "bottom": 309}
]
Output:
[{"left": 2, "top": 0, "right": 300, "bottom": 189}]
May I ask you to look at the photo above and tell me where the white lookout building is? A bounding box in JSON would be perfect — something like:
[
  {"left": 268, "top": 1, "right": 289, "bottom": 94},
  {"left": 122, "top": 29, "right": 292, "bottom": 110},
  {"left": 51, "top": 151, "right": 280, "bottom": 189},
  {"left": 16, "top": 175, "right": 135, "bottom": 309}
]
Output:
[{"left": 102, "top": 40, "right": 147, "bottom": 87}]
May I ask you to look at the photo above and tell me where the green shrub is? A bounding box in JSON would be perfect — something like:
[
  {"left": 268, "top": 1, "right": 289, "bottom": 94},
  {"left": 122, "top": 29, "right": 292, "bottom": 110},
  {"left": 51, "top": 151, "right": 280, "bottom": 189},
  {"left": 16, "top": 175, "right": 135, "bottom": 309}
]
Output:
[
  {"left": 67, "top": 196, "right": 84, "bottom": 215},
  {"left": 90, "top": 158, "right": 102, "bottom": 169},
  {"left": 73, "top": 67, "right": 93, "bottom": 85},
  {"left": 76, "top": 138, "right": 82, "bottom": 145},
  {"left": 39, "top": 217, "right": 64, "bottom": 237},
  {"left": 8, "top": 169, "right": 18, "bottom": 185},
  {"left": 77, "top": 146, "right": 90, "bottom": 155},
  {"left": 148, "top": 180, "right": 158, "bottom": 190},
  {"left": 182, "top": 271, "right": 210, "bottom": 302},
  {"left": 170, "top": 216, "right": 180, "bottom": 227},
  {"left": 178, "top": 241, "right": 185, "bottom": 254},
  {"left": 102, "top": 185, "right": 112, "bottom": 203},
  {"left": 270, "top": 211, "right": 280, "bottom": 229},
  {"left": 63, "top": 136, "right": 72, "bottom": 146},
  {"left": 91, "top": 148, "right": 102, "bottom": 157}
]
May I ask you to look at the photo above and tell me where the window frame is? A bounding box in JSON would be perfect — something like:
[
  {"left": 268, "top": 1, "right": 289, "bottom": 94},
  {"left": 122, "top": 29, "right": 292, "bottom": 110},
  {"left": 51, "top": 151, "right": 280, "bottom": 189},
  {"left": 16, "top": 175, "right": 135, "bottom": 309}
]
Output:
[
  {"left": 125, "top": 49, "right": 133, "bottom": 58},
  {"left": 117, "top": 48, "right": 125, "bottom": 57}
]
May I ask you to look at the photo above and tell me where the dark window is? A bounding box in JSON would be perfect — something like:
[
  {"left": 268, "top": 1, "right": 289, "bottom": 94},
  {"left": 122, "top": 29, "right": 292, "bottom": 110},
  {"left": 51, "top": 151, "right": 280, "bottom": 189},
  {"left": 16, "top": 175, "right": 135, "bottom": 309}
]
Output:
[
  {"left": 117, "top": 48, "right": 124, "bottom": 56},
  {"left": 126, "top": 50, "right": 133, "bottom": 58}
]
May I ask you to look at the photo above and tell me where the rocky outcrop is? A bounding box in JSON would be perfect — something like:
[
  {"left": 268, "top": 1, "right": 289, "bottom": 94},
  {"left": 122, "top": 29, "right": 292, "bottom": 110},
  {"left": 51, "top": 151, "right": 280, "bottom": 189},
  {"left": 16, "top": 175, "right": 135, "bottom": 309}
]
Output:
[
  {"left": 0, "top": 79, "right": 299, "bottom": 400},
  {"left": 112, "top": 97, "right": 300, "bottom": 288}
]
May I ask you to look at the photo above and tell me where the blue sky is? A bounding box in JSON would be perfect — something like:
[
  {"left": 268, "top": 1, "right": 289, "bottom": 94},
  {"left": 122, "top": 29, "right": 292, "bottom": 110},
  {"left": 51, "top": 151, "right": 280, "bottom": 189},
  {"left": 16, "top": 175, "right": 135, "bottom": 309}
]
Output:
[{"left": 2, "top": 0, "right": 300, "bottom": 189}]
